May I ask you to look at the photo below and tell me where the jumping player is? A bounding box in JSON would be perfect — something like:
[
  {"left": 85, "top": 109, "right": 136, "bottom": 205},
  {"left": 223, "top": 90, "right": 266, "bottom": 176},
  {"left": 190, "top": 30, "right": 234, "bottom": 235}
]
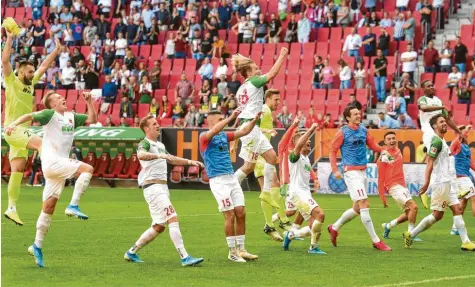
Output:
[
  {"left": 254, "top": 89, "right": 292, "bottom": 241},
  {"left": 124, "top": 115, "right": 204, "bottom": 266},
  {"left": 403, "top": 115, "right": 475, "bottom": 251},
  {"left": 282, "top": 123, "right": 327, "bottom": 254},
  {"left": 4, "top": 91, "right": 97, "bottom": 267},
  {"left": 232, "top": 48, "right": 288, "bottom": 204},
  {"left": 2, "top": 30, "right": 63, "bottom": 225},
  {"left": 200, "top": 110, "right": 260, "bottom": 262},
  {"left": 449, "top": 125, "right": 475, "bottom": 235},
  {"left": 328, "top": 105, "right": 392, "bottom": 251},
  {"left": 378, "top": 132, "right": 422, "bottom": 241}
]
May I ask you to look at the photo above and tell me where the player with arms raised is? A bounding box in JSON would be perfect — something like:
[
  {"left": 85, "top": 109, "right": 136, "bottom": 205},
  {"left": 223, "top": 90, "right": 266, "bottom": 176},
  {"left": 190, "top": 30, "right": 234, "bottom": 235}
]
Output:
[
  {"left": 282, "top": 123, "right": 327, "bottom": 254},
  {"left": 123, "top": 115, "right": 204, "bottom": 266},
  {"left": 200, "top": 110, "right": 260, "bottom": 262},
  {"left": 328, "top": 105, "right": 391, "bottom": 251},
  {"left": 378, "top": 132, "right": 421, "bottom": 241},
  {"left": 232, "top": 49, "right": 288, "bottom": 203},
  {"left": 4, "top": 91, "right": 97, "bottom": 267},
  {"left": 403, "top": 115, "right": 475, "bottom": 251},
  {"left": 2, "top": 28, "right": 63, "bottom": 225}
]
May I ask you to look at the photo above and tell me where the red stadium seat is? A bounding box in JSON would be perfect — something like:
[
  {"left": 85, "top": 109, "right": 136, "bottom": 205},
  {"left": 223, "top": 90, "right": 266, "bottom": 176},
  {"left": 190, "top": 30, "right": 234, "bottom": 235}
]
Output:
[
  {"left": 138, "top": 104, "right": 150, "bottom": 118},
  {"left": 170, "top": 166, "right": 184, "bottom": 183},
  {"left": 327, "top": 89, "right": 340, "bottom": 104},
  {"left": 313, "top": 89, "right": 326, "bottom": 105},
  {"left": 185, "top": 166, "right": 200, "bottom": 180},
  {"left": 83, "top": 152, "right": 97, "bottom": 168},
  {"left": 238, "top": 43, "right": 251, "bottom": 56},
  {"left": 139, "top": 45, "right": 152, "bottom": 58},
  {"left": 118, "top": 154, "right": 141, "bottom": 179},
  {"left": 326, "top": 103, "right": 340, "bottom": 119},
  {"left": 4, "top": 8, "right": 15, "bottom": 18},
  {"left": 1, "top": 153, "right": 11, "bottom": 176},
  {"left": 93, "top": 153, "right": 111, "bottom": 177},
  {"left": 76, "top": 103, "right": 86, "bottom": 113},
  {"left": 104, "top": 153, "right": 126, "bottom": 178}
]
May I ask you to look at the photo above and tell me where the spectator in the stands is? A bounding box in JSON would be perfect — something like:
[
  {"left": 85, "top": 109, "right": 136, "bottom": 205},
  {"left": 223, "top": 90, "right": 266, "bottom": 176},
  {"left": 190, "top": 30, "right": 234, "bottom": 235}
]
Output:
[
  {"left": 101, "top": 75, "right": 118, "bottom": 113},
  {"left": 172, "top": 96, "right": 186, "bottom": 121},
  {"left": 396, "top": 0, "right": 410, "bottom": 11},
  {"left": 284, "top": 13, "right": 298, "bottom": 43},
  {"left": 149, "top": 98, "right": 159, "bottom": 118},
  {"left": 149, "top": 60, "right": 161, "bottom": 90},
  {"left": 337, "top": 0, "right": 351, "bottom": 27},
  {"left": 70, "top": 17, "right": 84, "bottom": 46},
  {"left": 115, "top": 32, "right": 127, "bottom": 59},
  {"left": 126, "top": 18, "right": 138, "bottom": 46},
  {"left": 439, "top": 40, "right": 453, "bottom": 73},
  {"left": 227, "top": 73, "right": 241, "bottom": 95},
  {"left": 368, "top": 11, "right": 379, "bottom": 27},
  {"left": 349, "top": 94, "right": 363, "bottom": 110},
  {"left": 174, "top": 33, "right": 187, "bottom": 59},
  {"left": 218, "top": 0, "right": 233, "bottom": 29},
  {"left": 114, "top": 17, "right": 127, "bottom": 39},
  {"left": 119, "top": 117, "right": 130, "bottom": 127},
  {"left": 50, "top": 18, "right": 63, "bottom": 40},
  {"left": 254, "top": 13, "right": 268, "bottom": 43},
  {"left": 415, "top": 0, "right": 424, "bottom": 11},
  {"left": 277, "top": 105, "right": 293, "bottom": 128},
  {"left": 215, "top": 57, "right": 228, "bottom": 79},
  {"left": 85, "top": 60, "right": 100, "bottom": 89},
  {"left": 148, "top": 19, "right": 160, "bottom": 45},
  {"left": 111, "top": 62, "right": 121, "bottom": 87},
  {"left": 139, "top": 76, "right": 153, "bottom": 104},
  {"left": 338, "top": 59, "right": 352, "bottom": 90},
  {"left": 454, "top": 36, "right": 468, "bottom": 73},
  {"left": 342, "top": 27, "right": 362, "bottom": 57},
  {"left": 291, "top": 0, "right": 302, "bottom": 14},
  {"left": 398, "top": 113, "right": 416, "bottom": 129},
  {"left": 217, "top": 75, "right": 228, "bottom": 98},
  {"left": 296, "top": 110, "right": 306, "bottom": 129},
  {"left": 365, "top": 0, "right": 376, "bottom": 13},
  {"left": 134, "top": 21, "right": 148, "bottom": 46},
  {"left": 33, "top": 19, "right": 47, "bottom": 46},
  {"left": 398, "top": 72, "right": 416, "bottom": 104},
  {"left": 393, "top": 13, "right": 405, "bottom": 41},
  {"left": 374, "top": 49, "right": 388, "bottom": 103},
  {"left": 403, "top": 10, "right": 416, "bottom": 42},
  {"left": 120, "top": 96, "right": 134, "bottom": 118},
  {"left": 60, "top": 60, "right": 76, "bottom": 89},
  {"left": 320, "top": 59, "right": 335, "bottom": 89},
  {"left": 362, "top": 27, "right": 376, "bottom": 57},
  {"left": 447, "top": 65, "right": 463, "bottom": 88},
  {"left": 75, "top": 60, "right": 87, "bottom": 90},
  {"left": 297, "top": 12, "right": 311, "bottom": 43},
  {"left": 201, "top": 32, "right": 213, "bottom": 58},
  {"left": 132, "top": 116, "right": 140, "bottom": 127},
  {"left": 102, "top": 46, "right": 115, "bottom": 75},
  {"left": 175, "top": 73, "right": 195, "bottom": 104},
  {"left": 395, "top": 90, "right": 407, "bottom": 116},
  {"left": 44, "top": 31, "right": 56, "bottom": 55},
  {"left": 305, "top": 108, "right": 318, "bottom": 128},
  {"left": 159, "top": 95, "right": 173, "bottom": 119},
  {"left": 378, "top": 112, "right": 400, "bottom": 129},
  {"left": 136, "top": 62, "right": 148, "bottom": 82},
  {"left": 199, "top": 57, "right": 214, "bottom": 82},
  {"left": 45, "top": 62, "right": 61, "bottom": 89},
  {"left": 354, "top": 61, "right": 366, "bottom": 89},
  {"left": 156, "top": 3, "right": 170, "bottom": 31},
  {"left": 322, "top": 113, "right": 335, "bottom": 129},
  {"left": 98, "top": 0, "right": 112, "bottom": 17},
  {"left": 199, "top": 95, "right": 210, "bottom": 120},
  {"left": 455, "top": 74, "right": 473, "bottom": 104},
  {"left": 247, "top": 0, "right": 261, "bottom": 23},
  {"left": 423, "top": 40, "right": 439, "bottom": 73},
  {"left": 90, "top": 34, "right": 102, "bottom": 50},
  {"left": 60, "top": 7, "right": 73, "bottom": 24},
  {"left": 400, "top": 42, "right": 417, "bottom": 80},
  {"left": 312, "top": 55, "right": 324, "bottom": 89},
  {"left": 420, "top": 0, "right": 433, "bottom": 41},
  {"left": 165, "top": 33, "right": 176, "bottom": 59},
  {"left": 385, "top": 88, "right": 398, "bottom": 117},
  {"left": 336, "top": 115, "right": 346, "bottom": 128},
  {"left": 83, "top": 19, "right": 97, "bottom": 46},
  {"left": 185, "top": 104, "right": 201, "bottom": 128},
  {"left": 70, "top": 47, "right": 85, "bottom": 67},
  {"left": 268, "top": 13, "right": 282, "bottom": 43},
  {"left": 357, "top": 11, "right": 369, "bottom": 27},
  {"left": 209, "top": 87, "right": 224, "bottom": 111},
  {"left": 380, "top": 12, "right": 392, "bottom": 28},
  {"left": 103, "top": 32, "right": 115, "bottom": 47},
  {"left": 124, "top": 49, "right": 136, "bottom": 72},
  {"left": 104, "top": 116, "right": 114, "bottom": 127}
]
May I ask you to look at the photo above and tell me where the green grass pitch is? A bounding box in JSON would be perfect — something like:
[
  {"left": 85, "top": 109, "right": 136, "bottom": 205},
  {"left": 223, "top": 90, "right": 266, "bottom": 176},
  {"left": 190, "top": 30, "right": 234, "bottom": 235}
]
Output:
[{"left": 2, "top": 186, "right": 474, "bottom": 287}]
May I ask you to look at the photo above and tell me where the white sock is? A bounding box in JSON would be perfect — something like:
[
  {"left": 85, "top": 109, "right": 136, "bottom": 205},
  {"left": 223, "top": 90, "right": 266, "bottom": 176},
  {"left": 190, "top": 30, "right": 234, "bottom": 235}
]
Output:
[
  {"left": 453, "top": 215, "right": 470, "bottom": 243},
  {"left": 236, "top": 235, "right": 245, "bottom": 250},
  {"left": 34, "top": 212, "right": 52, "bottom": 249},
  {"left": 289, "top": 226, "right": 311, "bottom": 239},
  {"left": 360, "top": 208, "right": 380, "bottom": 243},
  {"left": 292, "top": 223, "right": 301, "bottom": 229},
  {"left": 408, "top": 223, "right": 415, "bottom": 232},
  {"left": 451, "top": 222, "right": 457, "bottom": 230},
  {"left": 310, "top": 220, "right": 322, "bottom": 247},
  {"left": 234, "top": 169, "right": 247, "bottom": 184},
  {"left": 410, "top": 214, "right": 436, "bottom": 237},
  {"left": 387, "top": 219, "right": 398, "bottom": 229},
  {"left": 226, "top": 236, "right": 236, "bottom": 251},
  {"left": 333, "top": 208, "right": 358, "bottom": 231},
  {"left": 263, "top": 163, "right": 275, "bottom": 191},
  {"left": 168, "top": 222, "right": 189, "bottom": 259},
  {"left": 129, "top": 227, "right": 159, "bottom": 254},
  {"left": 271, "top": 213, "right": 280, "bottom": 222},
  {"left": 70, "top": 173, "right": 92, "bottom": 206}
]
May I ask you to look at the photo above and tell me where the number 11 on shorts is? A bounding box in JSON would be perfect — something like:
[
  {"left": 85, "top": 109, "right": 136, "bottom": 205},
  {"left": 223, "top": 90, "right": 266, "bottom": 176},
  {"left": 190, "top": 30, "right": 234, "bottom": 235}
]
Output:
[{"left": 357, "top": 189, "right": 365, "bottom": 197}]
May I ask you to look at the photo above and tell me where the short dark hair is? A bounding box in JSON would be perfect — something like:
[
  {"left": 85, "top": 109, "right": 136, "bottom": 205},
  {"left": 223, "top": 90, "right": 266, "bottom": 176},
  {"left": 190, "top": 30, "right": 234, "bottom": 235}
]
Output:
[
  {"left": 207, "top": 111, "right": 222, "bottom": 116},
  {"left": 343, "top": 105, "right": 359, "bottom": 120},
  {"left": 421, "top": 80, "right": 432, "bottom": 88},
  {"left": 378, "top": 112, "right": 384, "bottom": 115},
  {"left": 384, "top": 131, "right": 396, "bottom": 139},
  {"left": 429, "top": 114, "right": 444, "bottom": 128},
  {"left": 19, "top": 61, "right": 35, "bottom": 69}
]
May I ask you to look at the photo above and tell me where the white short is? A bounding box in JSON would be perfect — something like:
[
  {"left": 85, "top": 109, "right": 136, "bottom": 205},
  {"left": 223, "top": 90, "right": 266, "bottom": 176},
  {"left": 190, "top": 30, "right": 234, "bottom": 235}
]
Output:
[
  {"left": 422, "top": 127, "right": 435, "bottom": 150},
  {"left": 285, "top": 195, "right": 298, "bottom": 212},
  {"left": 143, "top": 184, "right": 177, "bottom": 225},
  {"left": 388, "top": 185, "right": 412, "bottom": 210},
  {"left": 41, "top": 158, "right": 81, "bottom": 201},
  {"left": 454, "top": 177, "right": 475, "bottom": 200},
  {"left": 209, "top": 174, "right": 245, "bottom": 212},
  {"left": 430, "top": 181, "right": 460, "bottom": 211},
  {"left": 287, "top": 190, "right": 319, "bottom": 221},
  {"left": 344, "top": 170, "right": 368, "bottom": 202},
  {"left": 238, "top": 122, "right": 273, "bottom": 163}
]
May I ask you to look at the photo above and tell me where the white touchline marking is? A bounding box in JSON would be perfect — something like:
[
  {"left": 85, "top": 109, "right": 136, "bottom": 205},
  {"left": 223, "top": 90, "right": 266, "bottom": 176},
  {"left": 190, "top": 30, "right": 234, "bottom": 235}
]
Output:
[
  {"left": 366, "top": 275, "right": 475, "bottom": 287},
  {"left": 1, "top": 208, "right": 387, "bottom": 225}
]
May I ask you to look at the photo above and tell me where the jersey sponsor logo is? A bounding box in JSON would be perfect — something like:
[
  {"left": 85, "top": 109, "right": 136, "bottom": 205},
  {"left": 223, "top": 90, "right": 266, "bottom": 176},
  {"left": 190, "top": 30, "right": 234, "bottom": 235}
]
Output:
[
  {"left": 430, "top": 146, "right": 437, "bottom": 154},
  {"left": 238, "top": 89, "right": 249, "bottom": 106},
  {"left": 304, "top": 164, "right": 311, "bottom": 172},
  {"left": 22, "top": 87, "right": 32, "bottom": 95}
]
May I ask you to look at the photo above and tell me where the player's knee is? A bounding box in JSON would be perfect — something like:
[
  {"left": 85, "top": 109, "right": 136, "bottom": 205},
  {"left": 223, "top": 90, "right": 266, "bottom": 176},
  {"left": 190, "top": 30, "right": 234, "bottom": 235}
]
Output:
[
  {"left": 153, "top": 224, "right": 166, "bottom": 233},
  {"left": 411, "top": 203, "right": 418, "bottom": 213},
  {"left": 433, "top": 211, "right": 444, "bottom": 221},
  {"left": 241, "top": 163, "right": 254, "bottom": 174},
  {"left": 318, "top": 212, "right": 325, "bottom": 222},
  {"left": 286, "top": 210, "right": 296, "bottom": 217},
  {"left": 235, "top": 208, "right": 246, "bottom": 220},
  {"left": 84, "top": 164, "right": 94, "bottom": 174}
]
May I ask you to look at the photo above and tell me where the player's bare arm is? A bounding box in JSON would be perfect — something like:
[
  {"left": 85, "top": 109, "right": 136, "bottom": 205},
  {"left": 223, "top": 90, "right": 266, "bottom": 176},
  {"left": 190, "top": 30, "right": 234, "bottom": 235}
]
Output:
[
  {"left": 36, "top": 38, "right": 63, "bottom": 77},
  {"left": 264, "top": 47, "right": 288, "bottom": 82},
  {"left": 137, "top": 151, "right": 170, "bottom": 161},
  {"left": 203, "top": 109, "right": 241, "bottom": 141},
  {"left": 293, "top": 123, "right": 318, "bottom": 156},
  {"left": 82, "top": 92, "right": 98, "bottom": 125},
  {"left": 166, "top": 155, "right": 204, "bottom": 167},
  {"left": 419, "top": 156, "right": 435, "bottom": 195},
  {"left": 1, "top": 30, "right": 14, "bottom": 77},
  {"left": 234, "top": 112, "right": 262, "bottom": 139}
]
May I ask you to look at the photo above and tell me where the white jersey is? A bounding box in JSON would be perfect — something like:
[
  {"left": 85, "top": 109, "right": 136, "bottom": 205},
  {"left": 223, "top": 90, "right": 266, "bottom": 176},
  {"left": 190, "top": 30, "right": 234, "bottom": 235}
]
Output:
[
  {"left": 417, "top": 95, "right": 443, "bottom": 134},
  {"left": 137, "top": 138, "right": 169, "bottom": 185},
  {"left": 288, "top": 151, "right": 312, "bottom": 194},
  {"left": 32, "top": 109, "right": 87, "bottom": 160},
  {"left": 236, "top": 75, "right": 268, "bottom": 119},
  {"left": 427, "top": 135, "right": 456, "bottom": 185}
]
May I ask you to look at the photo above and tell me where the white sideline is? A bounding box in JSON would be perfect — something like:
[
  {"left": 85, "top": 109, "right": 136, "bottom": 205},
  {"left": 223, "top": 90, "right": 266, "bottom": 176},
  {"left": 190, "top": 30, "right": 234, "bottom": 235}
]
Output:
[{"left": 366, "top": 274, "right": 475, "bottom": 287}]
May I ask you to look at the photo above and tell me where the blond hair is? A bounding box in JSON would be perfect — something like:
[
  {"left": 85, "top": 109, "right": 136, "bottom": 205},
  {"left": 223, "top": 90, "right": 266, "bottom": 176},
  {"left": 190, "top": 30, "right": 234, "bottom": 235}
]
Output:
[
  {"left": 265, "top": 89, "right": 280, "bottom": 99},
  {"left": 42, "top": 90, "right": 57, "bottom": 109},
  {"left": 231, "top": 54, "right": 255, "bottom": 78},
  {"left": 139, "top": 115, "right": 155, "bottom": 132}
]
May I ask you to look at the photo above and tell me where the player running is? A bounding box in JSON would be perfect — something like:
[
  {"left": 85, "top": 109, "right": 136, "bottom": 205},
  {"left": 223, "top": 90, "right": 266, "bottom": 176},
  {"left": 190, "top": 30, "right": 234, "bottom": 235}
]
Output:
[
  {"left": 254, "top": 89, "right": 292, "bottom": 241},
  {"left": 124, "top": 115, "right": 204, "bottom": 266},
  {"left": 403, "top": 115, "right": 475, "bottom": 251},
  {"left": 4, "top": 91, "right": 97, "bottom": 267},
  {"left": 232, "top": 49, "right": 288, "bottom": 202},
  {"left": 2, "top": 29, "right": 63, "bottom": 225},
  {"left": 282, "top": 123, "right": 327, "bottom": 254},
  {"left": 328, "top": 105, "right": 392, "bottom": 251},
  {"left": 200, "top": 110, "right": 260, "bottom": 262},
  {"left": 378, "top": 132, "right": 422, "bottom": 241},
  {"left": 448, "top": 125, "right": 475, "bottom": 235}
]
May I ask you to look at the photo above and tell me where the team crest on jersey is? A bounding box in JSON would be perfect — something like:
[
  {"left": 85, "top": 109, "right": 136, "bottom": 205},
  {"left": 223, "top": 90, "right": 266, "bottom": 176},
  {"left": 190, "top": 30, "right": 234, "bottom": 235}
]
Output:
[{"left": 430, "top": 146, "right": 438, "bottom": 154}]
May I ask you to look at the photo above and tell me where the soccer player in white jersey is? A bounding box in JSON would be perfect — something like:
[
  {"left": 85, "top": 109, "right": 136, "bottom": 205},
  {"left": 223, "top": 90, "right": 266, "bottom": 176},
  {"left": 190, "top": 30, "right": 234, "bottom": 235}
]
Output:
[
  {"left": 4, "top": 91, "right": 97, "bottom": 267},
  {"left": 123, "top": 115, "right": 204, "bottom": 266},
  {"left": 282, "top": 123, "right": 326, "bottom": 254},
  {"left": 403, "top": 114, "right": 475, "bottom": 251},
  {"left": 232, "top": 48, "right": 288, "bottom": 200}
]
